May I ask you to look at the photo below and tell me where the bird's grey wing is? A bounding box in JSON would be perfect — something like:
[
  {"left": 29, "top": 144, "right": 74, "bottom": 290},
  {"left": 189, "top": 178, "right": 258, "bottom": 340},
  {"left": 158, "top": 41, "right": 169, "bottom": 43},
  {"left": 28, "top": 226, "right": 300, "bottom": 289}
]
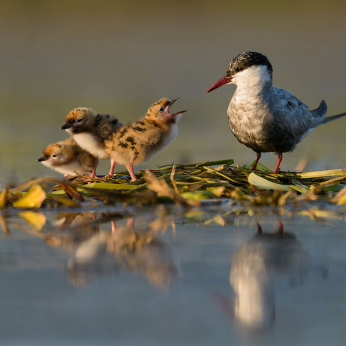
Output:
[{"left": 271, "top": 88, "right": 327, "bottom": 138}]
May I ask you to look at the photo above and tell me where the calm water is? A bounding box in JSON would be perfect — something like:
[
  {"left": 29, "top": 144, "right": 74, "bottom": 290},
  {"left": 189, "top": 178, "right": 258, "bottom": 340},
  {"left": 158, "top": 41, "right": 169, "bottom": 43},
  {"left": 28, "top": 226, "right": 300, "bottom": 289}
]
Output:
[
  {"left": 1, "top": 1, "right": 346, "bottom": 182},
  {"left": 1, "top": 204, "right": 346, "bottom": 345},
  {"left": 1, "top": 2, "right": 346, "bottom": 345}
]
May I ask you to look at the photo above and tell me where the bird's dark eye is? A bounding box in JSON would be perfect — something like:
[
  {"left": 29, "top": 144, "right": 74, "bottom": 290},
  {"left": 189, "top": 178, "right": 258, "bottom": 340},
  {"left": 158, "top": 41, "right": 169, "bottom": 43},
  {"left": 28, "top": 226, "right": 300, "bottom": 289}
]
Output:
[
  {"left": 159, "top": 107, "right": 164, "bottom": 112},
  {"left": 52, "top": 155, "right": 57, "bottom": 158},
  {"left": 77, "top": 118, "right": 83, "bottom": 122}
]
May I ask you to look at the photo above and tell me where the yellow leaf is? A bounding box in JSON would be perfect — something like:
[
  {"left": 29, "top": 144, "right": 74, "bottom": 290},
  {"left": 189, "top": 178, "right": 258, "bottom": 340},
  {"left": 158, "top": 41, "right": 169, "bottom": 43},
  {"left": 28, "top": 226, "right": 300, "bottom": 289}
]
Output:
[
  {"left": 19, "top": 211, "right": 46, "bottom": 231},
  {"left": 13, "top": 185, "right": 46, "bottom": 208},
  {"left": 0, "top": 187, "right": 7, "bottom": 209}
]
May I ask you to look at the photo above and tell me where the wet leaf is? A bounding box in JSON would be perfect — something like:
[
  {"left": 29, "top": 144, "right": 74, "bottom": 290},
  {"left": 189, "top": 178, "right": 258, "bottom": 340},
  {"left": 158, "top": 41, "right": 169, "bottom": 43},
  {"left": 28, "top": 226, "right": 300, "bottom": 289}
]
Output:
[
  {"left": 19, "top": 211, "right": 46, "bottom": 231},
  {"left": 248, "top": 173, "right": 290, "bottom": 191},
  {"left": 51, "top": 196, "right": 81, "bottom": 207},
  {"left": 86, "top": 182, "right": 138, "bottom": 190},
  {"left": 0, "top": 187, "right": 7, "bottom": 209},
  {"left": 230, "top": 188, "right": 249, "bottom": 200},
  {"left": 334, "top": 185, "right": 346, "bottom": 205},
  {"left": 291, "top": 179, "right": 309, "bottom": 194},
  {"left": 13, "top": 185, "right": 46, "bottom": 208},
  {"left": 181, "top": 187, "right": 225, "bottom": 200}
]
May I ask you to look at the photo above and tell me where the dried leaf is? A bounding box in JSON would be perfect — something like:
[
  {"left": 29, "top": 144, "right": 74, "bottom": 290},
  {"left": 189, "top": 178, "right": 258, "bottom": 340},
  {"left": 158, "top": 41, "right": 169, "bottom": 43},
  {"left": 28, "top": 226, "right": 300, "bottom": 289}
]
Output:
[
  {"left": 144, "top": 170, "right": 199, "bottom": 206},
  {"left": 170, "top": 165, "right": 180, "bottom": 194}
]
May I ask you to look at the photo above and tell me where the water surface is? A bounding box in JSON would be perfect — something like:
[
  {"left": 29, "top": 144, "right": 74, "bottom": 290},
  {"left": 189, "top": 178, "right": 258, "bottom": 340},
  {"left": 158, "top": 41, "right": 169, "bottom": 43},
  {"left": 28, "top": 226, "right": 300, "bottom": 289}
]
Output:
[{"left": 1, "top": 205, "right": 345, "bottom": 345}]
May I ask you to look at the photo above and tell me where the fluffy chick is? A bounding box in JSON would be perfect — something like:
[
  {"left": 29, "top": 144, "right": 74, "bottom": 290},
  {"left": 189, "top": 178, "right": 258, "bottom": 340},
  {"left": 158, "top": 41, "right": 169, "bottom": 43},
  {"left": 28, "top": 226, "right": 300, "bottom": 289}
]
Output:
[
  {"left": 61, "top": 108, "right": 122, "bottom": 178},
  {"left": 105, "top": 97, "right": 186, "bottom": 181},
  {"left": 37, "top": 137, "right": 96, "bottom": 177}
]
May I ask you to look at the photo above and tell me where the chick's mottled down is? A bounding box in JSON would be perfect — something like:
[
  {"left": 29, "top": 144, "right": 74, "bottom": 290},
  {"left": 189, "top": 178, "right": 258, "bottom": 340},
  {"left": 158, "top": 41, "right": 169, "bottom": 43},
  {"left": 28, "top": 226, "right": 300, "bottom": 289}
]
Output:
[
  {"left": 105, "top": 97, "right": 186, "bottom": 181},
  {"left": 61, "top": 108, "right": 123, "bottom": 178},
  {"left": 37, "top": 138, "right": 96, "bottom": 177}
]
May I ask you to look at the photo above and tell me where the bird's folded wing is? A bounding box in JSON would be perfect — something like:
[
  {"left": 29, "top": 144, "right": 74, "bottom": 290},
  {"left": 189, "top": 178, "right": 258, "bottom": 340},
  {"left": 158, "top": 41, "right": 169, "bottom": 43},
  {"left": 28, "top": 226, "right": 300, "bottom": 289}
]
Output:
[{"left": 272, "top": 88, "right": 327, "bottom": 138}]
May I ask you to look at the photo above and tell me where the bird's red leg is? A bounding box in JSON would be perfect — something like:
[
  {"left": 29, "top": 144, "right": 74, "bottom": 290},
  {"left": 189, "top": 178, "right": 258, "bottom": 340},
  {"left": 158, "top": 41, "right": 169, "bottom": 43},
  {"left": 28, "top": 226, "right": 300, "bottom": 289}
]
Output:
[
  {"left": 273, "top": 153, "right": 283, "bottom": 174},
  {"left": 278, "top": 220, "right": 284, "bottom": 234},
  {"left": 88, "top": 158, "right": 99, "bottom": 178},
  {"left": 107, "top": 158, "right": 116, "bottom": 177},
  {"left": 256, "top": 222, "right": 262, "bottom": 234},
  {"left": 126, "top": 160, "right": 137, "bottom": 182},
  {"left": 252, "top": 153, "right": 261, "bottom": 171}
]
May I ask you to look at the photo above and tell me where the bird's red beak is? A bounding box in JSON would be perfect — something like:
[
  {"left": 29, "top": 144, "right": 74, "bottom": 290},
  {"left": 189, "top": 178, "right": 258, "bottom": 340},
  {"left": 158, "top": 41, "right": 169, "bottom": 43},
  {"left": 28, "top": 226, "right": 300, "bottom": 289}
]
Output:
[{"left": 206, "top": 75, "right": 233, "bottom": 94}]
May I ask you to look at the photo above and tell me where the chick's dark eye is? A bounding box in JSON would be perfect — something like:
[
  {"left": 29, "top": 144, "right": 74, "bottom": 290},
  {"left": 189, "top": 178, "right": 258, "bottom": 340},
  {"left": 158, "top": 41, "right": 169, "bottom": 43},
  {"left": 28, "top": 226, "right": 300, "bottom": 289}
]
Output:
[
  {"left": 159, "top": 107, "right": 164, "bottom": 112},
  {"left": 77, "top": 118, "right": 83, "bottom": 122},
  {"left": 52, "top": 155, "right": 57, "bottom": 158}
]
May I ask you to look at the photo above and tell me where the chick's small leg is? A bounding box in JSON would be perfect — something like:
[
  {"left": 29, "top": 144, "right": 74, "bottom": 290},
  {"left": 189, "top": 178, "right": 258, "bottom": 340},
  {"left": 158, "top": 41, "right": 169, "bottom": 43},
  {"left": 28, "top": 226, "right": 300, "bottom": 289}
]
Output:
[
  {"left": 126, "top": 160, "right": 137, "bottom": 182},
  {"left": 107, "top": 158, "right": 116, "bottom": 177},
  {"left": 88, "top": 158, "right": 99, "bottom": 178}
]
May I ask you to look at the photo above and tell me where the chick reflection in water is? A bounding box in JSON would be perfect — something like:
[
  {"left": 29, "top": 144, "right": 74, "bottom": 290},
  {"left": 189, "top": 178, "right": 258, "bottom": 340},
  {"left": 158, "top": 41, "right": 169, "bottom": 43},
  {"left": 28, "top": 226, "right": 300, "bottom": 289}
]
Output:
[
  {"left": 212, "top": 222, "right": 327, "bottom": 335},
  {"left": 46, "top": 213, "right": 119, "bottom": 286},
  {"left": 56, "top": 215, "right": 179, "bottom": 289},
  {"left": 107, "top": 218, "right": 180, "bottom": 290}
]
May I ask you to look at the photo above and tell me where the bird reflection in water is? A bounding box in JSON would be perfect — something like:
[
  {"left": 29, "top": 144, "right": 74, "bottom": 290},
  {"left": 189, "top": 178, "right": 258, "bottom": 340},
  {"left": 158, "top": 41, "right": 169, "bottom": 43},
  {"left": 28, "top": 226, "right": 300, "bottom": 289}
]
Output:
[
  {"left": 45, "top": 213, "right": 179, "bottom": 289},
  {"left": 212, "top": 222, "right": 328, "bottom": 336}
]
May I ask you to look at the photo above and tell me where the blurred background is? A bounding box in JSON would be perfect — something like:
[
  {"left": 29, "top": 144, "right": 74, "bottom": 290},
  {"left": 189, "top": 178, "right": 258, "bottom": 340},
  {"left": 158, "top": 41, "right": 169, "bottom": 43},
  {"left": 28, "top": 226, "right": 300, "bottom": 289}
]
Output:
[{"left": 1, "top": 0, "right": 346, "bottom": 182}]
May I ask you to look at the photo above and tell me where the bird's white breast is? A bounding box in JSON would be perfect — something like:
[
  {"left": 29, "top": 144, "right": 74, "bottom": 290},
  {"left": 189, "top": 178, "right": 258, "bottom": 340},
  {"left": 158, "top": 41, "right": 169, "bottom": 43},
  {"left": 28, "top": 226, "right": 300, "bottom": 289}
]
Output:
[
  {"left": 161, "top": 124, "right": 179, "bottom": 149},
  {"left": 73, "top": 133, "right": 109, "bottom": 159},
  {"left": 41, "top": 160, "right": 87, "bottom": 175}
]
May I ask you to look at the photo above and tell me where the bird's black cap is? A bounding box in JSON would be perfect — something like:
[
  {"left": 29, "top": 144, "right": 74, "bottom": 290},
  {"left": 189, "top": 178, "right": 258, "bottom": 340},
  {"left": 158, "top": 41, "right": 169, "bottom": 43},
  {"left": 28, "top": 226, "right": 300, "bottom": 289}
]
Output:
[{"left": 226, "top": 51, "right": 273, "bottom": 78}]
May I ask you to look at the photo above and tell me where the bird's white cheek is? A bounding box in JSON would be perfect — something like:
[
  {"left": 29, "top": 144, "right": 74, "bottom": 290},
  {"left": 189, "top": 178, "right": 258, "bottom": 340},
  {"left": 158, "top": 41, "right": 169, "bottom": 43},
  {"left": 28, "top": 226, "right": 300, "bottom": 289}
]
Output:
[{"left": 65, "top": 129, "right": 73, "bottom": 135}]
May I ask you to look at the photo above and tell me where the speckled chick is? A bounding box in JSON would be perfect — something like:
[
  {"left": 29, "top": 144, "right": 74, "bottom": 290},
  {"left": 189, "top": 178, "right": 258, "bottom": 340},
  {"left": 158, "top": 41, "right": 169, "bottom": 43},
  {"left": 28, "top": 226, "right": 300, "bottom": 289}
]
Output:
[
  {"left": 61, "top": 108, "right": 122, "bottom": 178},
  {"left": 37, "top": 137, "right": 96, "bottom": 177},
  {"left": 104, "top": 97, "right": 186, "bottom": 181}
]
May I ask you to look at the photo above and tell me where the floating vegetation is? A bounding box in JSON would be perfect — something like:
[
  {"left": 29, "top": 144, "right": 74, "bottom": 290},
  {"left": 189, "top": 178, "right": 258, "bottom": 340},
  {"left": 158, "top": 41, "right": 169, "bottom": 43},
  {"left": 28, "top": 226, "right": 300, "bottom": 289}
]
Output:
[{"left": 2, "top": 159, "right": 346, "bottom": 210}]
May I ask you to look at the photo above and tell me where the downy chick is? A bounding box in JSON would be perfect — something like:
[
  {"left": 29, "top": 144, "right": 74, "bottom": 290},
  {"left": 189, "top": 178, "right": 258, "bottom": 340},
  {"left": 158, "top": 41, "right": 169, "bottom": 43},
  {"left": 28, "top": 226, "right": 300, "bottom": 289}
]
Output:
[
  {"left": 105, "top": 97, "right": 186, "bottom": 181},
  {"left": 61, "top": 108, "right": 122, "bottom": 178},
  {"left": 37, "top": 137, "right": 96, "bottom": 177}
]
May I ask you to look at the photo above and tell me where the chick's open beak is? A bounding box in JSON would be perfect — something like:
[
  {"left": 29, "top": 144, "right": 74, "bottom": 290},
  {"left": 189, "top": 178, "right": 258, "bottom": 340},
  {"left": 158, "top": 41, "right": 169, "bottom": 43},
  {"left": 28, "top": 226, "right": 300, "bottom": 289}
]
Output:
[
  {"left": 61, "top": 123, "right": 73, "bottom": 130},
  {"left": 206, "top": 75, "right": 233, "bottom": 93},
  {"left": 167, "top": 96, "right": 187, "bottom": 116}
]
